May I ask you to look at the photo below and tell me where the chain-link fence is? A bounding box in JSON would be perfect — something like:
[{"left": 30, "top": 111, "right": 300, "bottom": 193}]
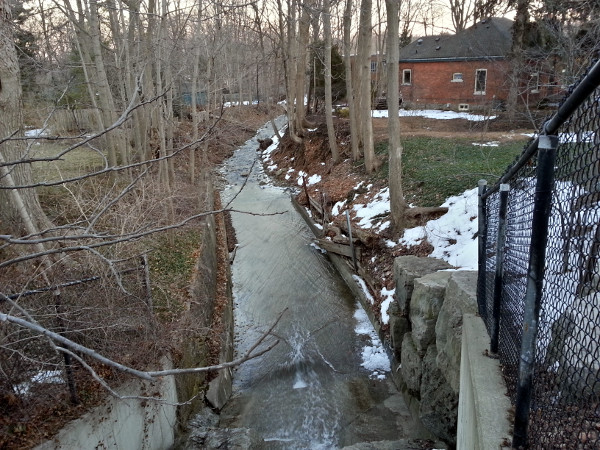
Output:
[{"left": 477, "top": 59, "right": 600, "bottom": 448}]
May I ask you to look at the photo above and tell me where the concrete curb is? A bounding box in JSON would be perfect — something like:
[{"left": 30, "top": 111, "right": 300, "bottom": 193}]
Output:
[{"left": 457, "top": 314, "right": 512, "bottom": 450}]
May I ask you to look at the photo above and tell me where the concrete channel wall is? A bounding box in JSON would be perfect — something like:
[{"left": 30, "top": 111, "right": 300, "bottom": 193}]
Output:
[
  {"left": 35, "top": 359, "right": 178, "bottom": 450},
  {"left": 35, "top": 178, "right": 236, "bottom": 449}
]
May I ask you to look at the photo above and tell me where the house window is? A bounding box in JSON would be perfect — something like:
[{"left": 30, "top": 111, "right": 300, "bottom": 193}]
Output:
[
  {"left": 402, "top": 69, "right": 412, "bottom": 85},
  {"left": 474, "top": 69, "right": 487, "bottom": 95},
  {"left": 371, "top": 61, "right": 377, "bottom": 73},
  {"left": 530, "top": 72, "right": 540, "bottom": 93},
  {"left": 452, "top": 73, "right": 463, "bottom": 82}
]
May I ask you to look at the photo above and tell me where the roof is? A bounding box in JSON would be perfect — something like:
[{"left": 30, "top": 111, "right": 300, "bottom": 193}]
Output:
[{"left": 399, "top": 17, "right": 513, "bottom": 62}]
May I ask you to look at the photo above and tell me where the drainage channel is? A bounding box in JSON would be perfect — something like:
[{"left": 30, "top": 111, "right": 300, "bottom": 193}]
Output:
[{"left": 188, "top": 118, "right": 429, "bottom": 449}]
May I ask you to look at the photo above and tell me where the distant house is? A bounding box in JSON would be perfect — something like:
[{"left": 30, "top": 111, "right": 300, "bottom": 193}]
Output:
[{"left": 396, "top": 17, "right": 558, "bottom": 112}]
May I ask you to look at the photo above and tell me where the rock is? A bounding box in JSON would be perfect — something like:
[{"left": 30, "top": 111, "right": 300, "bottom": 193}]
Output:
[
  {"left": 184, "top": 427, "right": 260, "bottom": 450},
  {"left": 394, "top": 256, "right": 452, "bottom": 316},
  {"left": 187, "top": 408, "right": 220, "bottom": 429},
  {"left": 340, "top": 440, "right": 426, "bottom": 449},
  {"left": 410, "top": 271, "right": 452, "bottom": 353},
  {"left": 419, "top": 345, "right": 458, "bottom": 447},
  {"left": 388, "top": 302, "right": 410, "bottom": 360},
  {"left": 258, "top": 138, "right": 273, "bottom": 150},
  {"left": 435, "top": 271, "right": 477, "bottom": 392},
  {"left": 400, "top": 333, "right": 423, "bottom": 398}
]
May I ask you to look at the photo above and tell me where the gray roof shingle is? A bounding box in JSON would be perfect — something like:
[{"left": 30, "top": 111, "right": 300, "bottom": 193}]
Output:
[{"left": 399, "top": 17, "right": 513, "bottom": 62}]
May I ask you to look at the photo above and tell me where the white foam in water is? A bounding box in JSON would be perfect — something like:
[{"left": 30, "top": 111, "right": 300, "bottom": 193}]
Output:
[{"left": 293, "top": 373, "right": 308, "bottom": 389}]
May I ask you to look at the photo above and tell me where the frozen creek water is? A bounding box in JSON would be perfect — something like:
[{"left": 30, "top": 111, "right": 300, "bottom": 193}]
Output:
[{"left": 207, "top": 118, "right": 428, "bottom": 449}]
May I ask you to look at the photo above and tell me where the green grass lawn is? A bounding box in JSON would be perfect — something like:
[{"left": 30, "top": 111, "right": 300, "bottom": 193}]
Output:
[
  {"left": 29, "top": 141, "right": 106, "bottom": 184},
  {"left": 376, "top": 136, "right": 528, "bottom": 207}
]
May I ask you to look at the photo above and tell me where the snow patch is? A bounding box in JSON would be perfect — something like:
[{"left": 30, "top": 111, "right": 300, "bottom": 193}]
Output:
[
  {"left": 398, "top": 188, "right": 478, "bottom": 269},
  {"left": 380, "top": 287, "right": 395, "bottom": 325},
  {"left": 371, "top": 108, "right": 495, "bottom": 121},
  {"left": 472, "top": 141, "right": 500, "bottom": 147},
  {"left": 24, "top": 128, "right": 50, "bottom": 138},
  {"left": 352, "top": 187, "right": 390, "bottom": 228},
  {"left": 352, "top": 275, "right": 374, "bottom": 304},
  {"left": 354, "top": 305, "right": 391, "bottom": 378}
]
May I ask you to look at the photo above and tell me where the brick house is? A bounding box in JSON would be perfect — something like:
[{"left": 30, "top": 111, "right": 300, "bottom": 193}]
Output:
[{"left": 396, "top": 17, "right": 552, "bottom": 112}]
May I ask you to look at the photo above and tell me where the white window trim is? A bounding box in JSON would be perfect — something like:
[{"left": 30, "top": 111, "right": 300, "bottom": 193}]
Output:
[
  {"left": 474, "top": 69, "right": 487, "bottom": 95},
  {"left": 451, "top": 73, "right": 463, "bottom": 82},
  {"left": 530, "top": 72, "right": 540, "bottom": 93},
  {"left": 402, "top": 69, "right": 412, "bottom": 85}
]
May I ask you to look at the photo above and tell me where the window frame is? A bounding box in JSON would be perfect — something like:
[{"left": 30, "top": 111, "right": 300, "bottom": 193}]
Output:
[
  {"left": 452, "top": 72, "right": 463, "bottom": 82},
  {"left": 530, "top": 72, "right": 540, "bottom": 93},
  {"left": 402, "top": 69, "right": 412, "bottom": 85},
  {"left": 474, "top": 69, "right": 487, "bottom": 95},
  {"left": 370, "top": 61, "right": 377, "bottom": 73}
]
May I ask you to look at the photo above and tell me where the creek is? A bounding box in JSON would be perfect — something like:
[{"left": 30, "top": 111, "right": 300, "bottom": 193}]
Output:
[{"left": 213, "top": 118, "right": 425, "bottom": 449}]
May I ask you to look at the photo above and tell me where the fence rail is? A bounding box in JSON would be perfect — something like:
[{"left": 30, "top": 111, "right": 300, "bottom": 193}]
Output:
[{"left": 477, "top": 59, "right": 600, "bottom": 448}]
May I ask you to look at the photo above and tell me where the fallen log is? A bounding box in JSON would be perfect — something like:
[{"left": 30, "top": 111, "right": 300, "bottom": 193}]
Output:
[
  {"left": 316, "top": 239, "right": 361, "bottom": 260},
  {"left": 338, "top": 219, "right": 379, "bottom": 247},
  {"left": 406, "top": 206, "right": 449, "bottom": 220}
]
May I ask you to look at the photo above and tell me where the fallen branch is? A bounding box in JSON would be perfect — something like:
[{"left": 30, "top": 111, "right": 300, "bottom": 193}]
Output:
[{"left": 0, "top": 308, "right": 286, "bottom": 381}]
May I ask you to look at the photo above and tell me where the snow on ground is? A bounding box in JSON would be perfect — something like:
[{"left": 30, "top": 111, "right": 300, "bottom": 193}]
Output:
[
  {"left": 24, "top": 128, "right": 50, "bottom": 137},
  {"left": 352, "top": 187, "right": 390, "bottom": 229},
  {"left": 354, "top": 303, "right": 391, "bottom": 379},
  {"left": 14, "top": 370, "right": 64, "bottom": 396},
  {"left": 352, "top": 275, "right": 375, "bottom": 304},
  {"left": 472, "top": 141, "right": 500, "bottom": 147},
  {"left": 296, "top": 171, "right": 321, "bottom": 186},
  {"left": 379, "top": 287, "right": 395, "bottom": 325},
  {"left": 398, "top": 188, "right": 479, "bottom": 270},
  {"left": 332, "top": 182, "right": 479, "bottom": 271},
  {"left": 372, "top": 108, "right": 496, "bottom": 122},
  {"left": 520, "top": 131, "right": 597, "bottom": 143}
]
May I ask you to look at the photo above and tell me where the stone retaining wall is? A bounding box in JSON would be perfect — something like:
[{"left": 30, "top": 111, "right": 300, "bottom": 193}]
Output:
[{"left": 389, "top": 256, "right": 478, "bottom": 447}]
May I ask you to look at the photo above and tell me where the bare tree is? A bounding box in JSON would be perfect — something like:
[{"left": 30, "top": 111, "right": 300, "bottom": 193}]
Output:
[
  {"left": 0, "top": 0, "right": 53, "bottom": 235},
  {"left": 323, "top": 0, "right": 340, "bottom": 163},
  {"left": 506, "top": 0, "right": 530, "bottom": 124},
  {"left": 357, "top": 0, "right": 378, "bottom": 173},
  {"left": 343, "top": 0, "right": 361, "bottom": 161},
  {"left": 386, "top": 0, "right": 408, "bottom": 235}
]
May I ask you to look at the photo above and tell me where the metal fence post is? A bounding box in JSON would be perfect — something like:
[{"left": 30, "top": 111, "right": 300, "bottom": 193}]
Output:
[
  {"left": 512, "top": 135, "right": 559, "bottom": 448},
  {"left": 491, "top": 183, "right": 509, "bottom": 355},
  {"left": 477, "top": 179, "right": 488, "bottom": 319}
]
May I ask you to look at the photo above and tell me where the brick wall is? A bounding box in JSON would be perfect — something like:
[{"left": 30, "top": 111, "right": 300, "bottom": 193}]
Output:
[{"left": 398, "top": 59, "right": 511, "bottom": 110}]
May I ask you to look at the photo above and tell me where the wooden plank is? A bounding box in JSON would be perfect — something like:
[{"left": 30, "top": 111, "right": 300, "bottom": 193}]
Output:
[
  {"left": 308, "top": 195, "right": 323, "bottom": 216},
  {"left": 317, "top": 239, "right": 361, "bottom": 259}
]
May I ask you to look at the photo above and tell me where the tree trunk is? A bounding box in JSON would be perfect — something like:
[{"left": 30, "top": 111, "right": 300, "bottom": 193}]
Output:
[
  {"left": 506, "top": 0, "right": 530, "bottom": 125},
  {"left": 323, "top": 0, "right": 339, "bottom": 163},
  {"left": 190, "top": 4, "right": 203, "bottom": 184},
  {"left": 0, "top": 0, "right": 52, "bottom": 235},
  {"left": 293, "top": 0, "right": 312, "bottom": 135},
  {"left": 386, "top": 0, "right": 408, "bottom": 236},
  {"left": 343, "top": 0, "right": 360, "bottom": 161},
  {"left": 357, "top": 0, "right": 377, "bottom": 173},
  {"left": 279, "top": 0, "right": 302, "bottom": 143}
]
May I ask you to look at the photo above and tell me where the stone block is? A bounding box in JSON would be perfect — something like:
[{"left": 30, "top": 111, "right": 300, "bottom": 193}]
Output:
[
  {"left": 400, "top": 332, "right": 423, "bottom": 398},
  {"left": 394, "top": 256, "right": 452, "bottom": 316},
  {"left": 435, "top": 271, "right": 477, "bottom": 392},
  {"left": 388, "top": 302, "right": 410, "bottom": 360},
  {"left": 410, "top": 271, "right": 452, "bottom": 353},
  {"left": 419, "top": 345, "right": 458, "bottom": 447}
]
